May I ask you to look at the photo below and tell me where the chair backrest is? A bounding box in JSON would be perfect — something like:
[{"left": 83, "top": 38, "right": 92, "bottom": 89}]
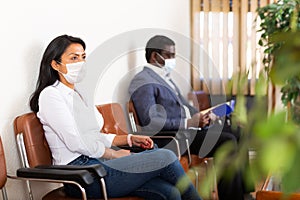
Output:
[
  {"left": 187, "top": 91, "right": 211, "bottom": 111},
  {"left": 13, "top": 112, "right": 52, "bottom": 168},
  {"left": 127, "top": 101, "right": 190, "bottom": 171},
  {"left": 126, "top": 100, "right": 141, "bottom": 133},
  {"left": 96, "top": 103, "right": 128, "bottom": 135},
  {"left": 0, "top": 137, "right": 7, "bottom": 189}
]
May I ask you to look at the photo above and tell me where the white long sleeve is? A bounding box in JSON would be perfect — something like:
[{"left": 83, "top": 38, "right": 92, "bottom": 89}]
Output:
[{"left": 37, "top": 81, "right": 115, "bottom": 165}]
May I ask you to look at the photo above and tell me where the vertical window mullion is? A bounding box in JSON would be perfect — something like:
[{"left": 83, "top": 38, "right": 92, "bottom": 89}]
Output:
[
  {"left": 250, "top": 0, "right": 259, "bottom": 95},
  {"left": 202, "top": 0, "right": 210, "bottom": 93},
  {"left": 222, "top": 0, "right": 230, "bottom": 93},
  {"left": 232, "top": 0, "right": 240, "bottom": 95}
]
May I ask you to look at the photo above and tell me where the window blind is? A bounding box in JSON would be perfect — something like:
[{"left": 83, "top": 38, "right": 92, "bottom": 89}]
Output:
[{"left": 190, "top": 0, "right": 275, "bottom": 95}]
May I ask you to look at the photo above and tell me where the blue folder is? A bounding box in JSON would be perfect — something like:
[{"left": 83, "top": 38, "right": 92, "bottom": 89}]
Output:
[
  {"left": 211, "top": 103, "right": 233, "bottom": 117},
  {"left": 201, "top": 100, "right": 235, "bottom": 117}
]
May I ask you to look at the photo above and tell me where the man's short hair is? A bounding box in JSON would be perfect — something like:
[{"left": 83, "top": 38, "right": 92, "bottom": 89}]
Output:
[{"left": 145, "top": 35, "right": 175, "bottom": 63}]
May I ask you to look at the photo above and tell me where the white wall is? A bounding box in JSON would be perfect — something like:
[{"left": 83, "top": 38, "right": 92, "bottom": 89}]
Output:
[{"left": 0, "top": 0, "right": 191, "bottom": 199}]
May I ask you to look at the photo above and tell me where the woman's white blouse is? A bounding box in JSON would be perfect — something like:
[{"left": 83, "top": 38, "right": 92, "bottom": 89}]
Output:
[{"left": 37, "top": 81, "right": 115, "bottom": 165}]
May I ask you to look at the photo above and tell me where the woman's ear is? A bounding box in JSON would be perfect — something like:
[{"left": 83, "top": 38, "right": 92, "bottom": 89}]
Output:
[{"left": 51, "top": 60, "right": 60, "bottom": 71}]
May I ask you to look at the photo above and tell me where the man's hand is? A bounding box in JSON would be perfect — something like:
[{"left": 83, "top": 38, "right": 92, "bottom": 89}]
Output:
[
  {"left": 131, "top": 135, "right": 154, "bottom": 149},
  {"left": 187, "top": 112, "right": 210, "bottom": 128}
]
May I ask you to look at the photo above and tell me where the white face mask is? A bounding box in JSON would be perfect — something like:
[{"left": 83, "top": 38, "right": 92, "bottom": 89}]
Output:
[
  {"left": 164, "top": 58, "right": 176, "bottom": 73},
  {"left": 155, "top": 53, "right": 176, "bottom": 74},
  {"left": 59, "top": 61, "right": 86, "bottom": 84}
]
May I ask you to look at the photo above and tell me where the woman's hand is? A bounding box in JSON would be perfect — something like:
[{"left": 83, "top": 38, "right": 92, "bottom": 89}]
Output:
[{"left": 131, "top": 135, "right": 154, "bottom": 149}]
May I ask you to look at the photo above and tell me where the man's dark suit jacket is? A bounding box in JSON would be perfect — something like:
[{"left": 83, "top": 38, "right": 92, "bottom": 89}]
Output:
[{"left": 129, "top": 66, "right": 198, "bottom": 131}]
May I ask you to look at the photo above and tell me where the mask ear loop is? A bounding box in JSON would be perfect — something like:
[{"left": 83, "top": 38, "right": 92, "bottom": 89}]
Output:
[
  {"left": 154, "top": 52, "right": 165, "bottom": 67},
  {"left": 54, "top": 60, "right": 67, "bottom": 75},
  {"left": 56, "top": 60, "right": 65, "bottom": 66}
]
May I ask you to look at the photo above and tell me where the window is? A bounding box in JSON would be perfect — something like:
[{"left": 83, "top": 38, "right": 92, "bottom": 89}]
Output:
[{"left": 190, "top": 0, "right": 275, "bottom": 95}]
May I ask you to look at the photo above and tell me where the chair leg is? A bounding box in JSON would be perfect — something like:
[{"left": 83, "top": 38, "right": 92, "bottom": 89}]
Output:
[
  {"left": 204, "top": 158, "right": 218, "bottom": 200},
  {"left": 100, "top": 178, "right": 108, "bottom": 200},
  {"left": 191, "top": 167, "right": 199, "bottom": 190},
  {"left": 185, "top": 139, "right": 192, "bottom": 166},
  {"left": 1, "top": 186, "right": 8, "bottom": 200},
  {"left": 25, "top": 180, "right": 34, "bottom": 200},
  {"left": 16, "top": 134, "right": 34, "bottom": 200}
]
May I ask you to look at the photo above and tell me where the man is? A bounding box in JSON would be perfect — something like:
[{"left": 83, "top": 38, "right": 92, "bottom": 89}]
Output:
[{"left": 129, "top": 35, "right": 253, "bottom": 200}]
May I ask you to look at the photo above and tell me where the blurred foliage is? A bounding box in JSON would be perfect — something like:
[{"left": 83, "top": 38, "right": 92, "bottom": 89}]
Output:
[
  {"left": 252, "top": 110, "right": 300, "bottom": 194},
  {"left": 207, "top": 71, "right": 300, "bottom": 197}
]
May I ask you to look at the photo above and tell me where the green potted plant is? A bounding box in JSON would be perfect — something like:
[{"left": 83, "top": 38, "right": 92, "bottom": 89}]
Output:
[
  {"left": 270, "top": 31, "right": 300, "bottom": 123},
  {"left": 257, "top": 0, "right": 300, "bottom": 120}
]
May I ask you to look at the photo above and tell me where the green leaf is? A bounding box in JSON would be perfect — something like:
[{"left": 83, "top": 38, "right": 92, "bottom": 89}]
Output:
[
  {"left": 258, "top": 139, "right": 296, "bottom": 174},
  {"left": 254, "top": 112, "right": 297, "bottom": 139},
  {"left": 281, "top": 148, "right": 300, "bottom": 193}
]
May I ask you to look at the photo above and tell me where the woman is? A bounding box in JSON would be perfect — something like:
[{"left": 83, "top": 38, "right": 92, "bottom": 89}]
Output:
[{"left": 29, "top": 34, "right": 201, "bottom": 200}]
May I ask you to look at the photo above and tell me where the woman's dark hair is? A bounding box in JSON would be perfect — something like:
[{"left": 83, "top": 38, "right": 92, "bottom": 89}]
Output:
[
  {"left": 29, "top": 35, "right": 86, "bottom": 112},
  {"left": 145, "top": 35, "right": 175, "bottom": 63}
]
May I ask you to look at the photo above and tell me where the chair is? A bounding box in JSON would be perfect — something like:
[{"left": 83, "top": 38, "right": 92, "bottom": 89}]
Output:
[
  {"left": 126, "top": 100, "right": 190, "bottom": 155},
  {"left": 13, "top": 112, "right": 143, "bottom": 200},
  {"left": 127, "top": 102, "right": 194, "bottom": 165},
  {"left": 256, "top": 176, "right": 300, "bottom": 200},
  {"left": 188, "top": 91, "right": 211, "bottom": 112},
  {"left": 126, "top": 100, "right": 202, "bottom": 165},
  {"left": 0, "top": 135, "right": 97, "bottom": 200},
  {"left": 256, "top": 191, "right": 300, "bottom": 200},
  {"left": 0, "top": 136, "right": 8, "bottom": 199},
  {"left": 96, "top": 103, "right": 189, "bottom": 172}
]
